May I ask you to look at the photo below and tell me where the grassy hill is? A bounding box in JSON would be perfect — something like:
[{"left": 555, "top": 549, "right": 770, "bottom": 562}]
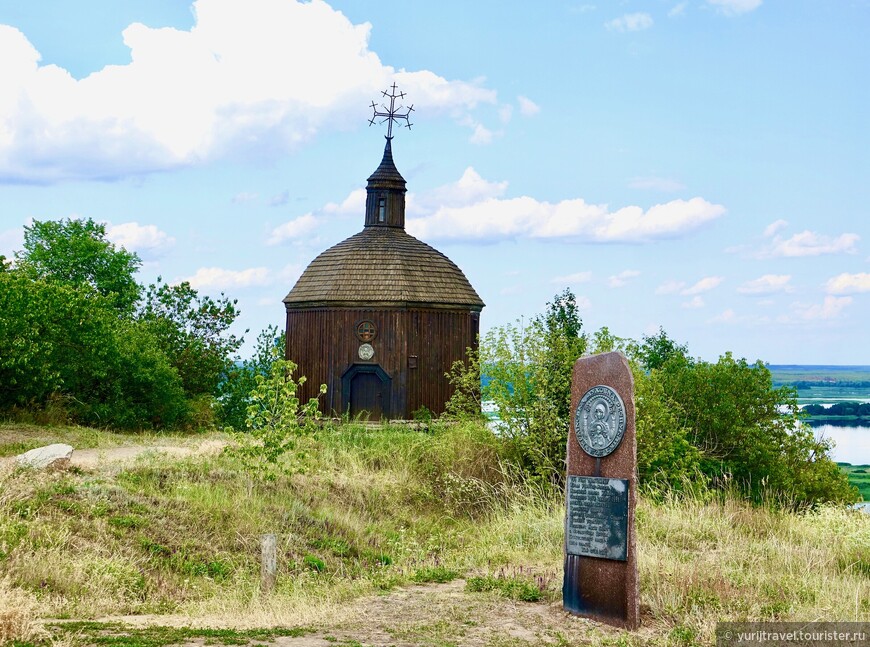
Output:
[{"left": 1, "top": 422, "right": 869, "bottom": 646}]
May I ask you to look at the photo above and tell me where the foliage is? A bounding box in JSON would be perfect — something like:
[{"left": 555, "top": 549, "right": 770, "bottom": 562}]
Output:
[
  {"left": 633, "top": 365, "right": 704, "bottom": 491},
  {"left": 15, "top": 217, "right": 141, "bottom": 313},
  {"left": 647, "top": 341, "right": 857, "bottom": 505},
  {"left": 0, "top": 218, "right": 244, "bottom": 429},
  {"left": 137, "top": 278, "right": 243, "bottom": 399},
  {"left": 0, "top": 273, "right": 186, "bottom": 428},
  {"left": 228, "top": 350, "right": 326, "bottom": 479},
  {"left": 217, "top": 325, "right": 285, "bottom": 430},
  {"left": 443, "top": 346, "right": 485, "bottom": 421},
  {"left": 480, "top": 289, "right": 587, "bottom": 488}
]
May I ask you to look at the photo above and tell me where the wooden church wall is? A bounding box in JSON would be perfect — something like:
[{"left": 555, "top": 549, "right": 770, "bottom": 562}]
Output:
[{"left": 285, "top": 307, "right": 479, "bottom": 418}]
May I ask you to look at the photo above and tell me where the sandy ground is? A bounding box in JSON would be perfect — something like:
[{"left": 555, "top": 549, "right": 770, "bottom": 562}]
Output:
[
  {"left": 0, "top": 440, "right": 227, "bottom": 470},
  {"left": 72, "top": 580, "right": 647, "bottom": 646}
]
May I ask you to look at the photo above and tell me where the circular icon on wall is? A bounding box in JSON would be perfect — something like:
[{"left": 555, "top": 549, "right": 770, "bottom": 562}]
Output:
[
  {"left": 575, "top": 385, "right": 626, "bottom": 458},
  {"left": 356, "top": 320, "right": 377, "bottom": 342},
  {"left": 358, "top": 343, "right": 375, "bottom": 361}
]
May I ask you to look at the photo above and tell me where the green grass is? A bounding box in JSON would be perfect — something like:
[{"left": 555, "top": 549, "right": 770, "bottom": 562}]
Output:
[
  {"left": 841, "top": 464, "right": 870, "bottom": 501},
  {"left": 38, "top": 622, "right": 310, "bottom": 647}
]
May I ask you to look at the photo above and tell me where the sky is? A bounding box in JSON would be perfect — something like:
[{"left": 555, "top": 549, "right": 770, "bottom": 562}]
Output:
[{"left": 0, "top": 0, "right": 868, "bottom": 364}]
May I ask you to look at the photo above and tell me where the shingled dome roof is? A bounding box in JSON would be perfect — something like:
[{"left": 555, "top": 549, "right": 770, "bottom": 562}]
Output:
[
  {"left": 283, "top": 227, "right": 484, "bottom": 309},
  {"left": 284, "top": 138, "right": 484, "bottom": 311}
]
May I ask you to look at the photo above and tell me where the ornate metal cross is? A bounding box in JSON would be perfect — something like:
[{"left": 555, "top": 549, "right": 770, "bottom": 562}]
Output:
[{"left": 369, "top": 83, "right": 414, "bottom": 139}]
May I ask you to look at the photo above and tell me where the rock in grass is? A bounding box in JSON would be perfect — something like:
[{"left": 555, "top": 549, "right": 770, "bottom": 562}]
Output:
[{"left": 15, "top": 444, "right": 74, "bottom": 469}]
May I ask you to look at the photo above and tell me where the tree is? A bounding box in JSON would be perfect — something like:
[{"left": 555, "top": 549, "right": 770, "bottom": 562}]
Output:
[
  {"left": 218, "top": 325, "right": 285, "bottom": 430},
  {"left": 481, "top": 288, "right": 587, "bottom": 488},
  {"left": 138, "top": 278, "right": 243, "bottom": 399},
  {"left": 15, "top": 218, "right": 141, "bottom": 313},
  {"left": 0, "top": 272, "right": 186, "bottom": 428},
  {"left": 652, "top": 348, "right": 856, "bottom": 505},
  {"left": 228, "top": 351, "right": 326, "bottom": 480}
]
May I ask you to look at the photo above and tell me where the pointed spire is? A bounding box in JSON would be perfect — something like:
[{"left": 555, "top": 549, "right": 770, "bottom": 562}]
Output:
[{"left": 367, "top": 137, "right": 406, "bottom": 190}]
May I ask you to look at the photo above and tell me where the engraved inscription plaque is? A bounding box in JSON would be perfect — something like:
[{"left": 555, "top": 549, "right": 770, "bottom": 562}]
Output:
[
  {"left": 566, "top": 475, "right": 629, "bottom": 561},
  {"left": 575, "top": 385, "right": 626, "bottom": 458}
]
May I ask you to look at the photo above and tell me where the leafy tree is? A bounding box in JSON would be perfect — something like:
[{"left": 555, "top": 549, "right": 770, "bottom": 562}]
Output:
[
  {"left": 138, "top": 278, "right": 243, "bottom": 399},
  {"left": 443, "top": 346, "right": 486, "bottom": 421},
  {"left": 653, "top": 349, "right": 856, "bottom": 505},
  {"left": 637, "top": 327, "right": 690, "bottom": 371},
  {"left": 218, "top": 325, "right": 285, "bottom": 430},
  {"left": 15, "top": 218, "right": 141, "bottom": 313},
  {"left": 481, "top": 289, "right": 587, "bottom": 487},
  {"left": 0, "top": 273, "right": 185, "bottom": 428},
  {"left": 228, "top": 350, "right": 326, "bottom": 480}
]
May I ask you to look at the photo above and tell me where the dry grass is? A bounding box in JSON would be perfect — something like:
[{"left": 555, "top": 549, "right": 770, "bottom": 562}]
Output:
[
  {"left": 0, "top": 576, "right": 48, "bottom": 645},
  {"left": 0, "top": 421, "right": 868, "bottom": 646}
]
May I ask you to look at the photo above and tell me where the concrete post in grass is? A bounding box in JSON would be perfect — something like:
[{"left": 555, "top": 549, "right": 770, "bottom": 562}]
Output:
[
  {"left": 563, "top": 352, "right": 639, "bottom": 629},
  {"left": 261, "top": 533, "right": 277, "bottom": 594}
]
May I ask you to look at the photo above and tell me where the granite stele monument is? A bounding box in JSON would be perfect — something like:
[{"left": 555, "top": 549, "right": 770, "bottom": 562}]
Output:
[{"left": 563, "top": 351, "right": 639, "bottom": 629}]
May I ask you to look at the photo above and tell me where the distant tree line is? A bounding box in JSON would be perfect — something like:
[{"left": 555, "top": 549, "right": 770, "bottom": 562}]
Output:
[
  {"left": 803, "top": 402, "right": 870, "bottom": 418},
  {"left": 785, "top": 381, "right": 870, "bottom": 389}
]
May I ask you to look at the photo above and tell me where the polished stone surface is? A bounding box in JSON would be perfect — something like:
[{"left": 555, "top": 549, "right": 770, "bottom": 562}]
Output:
[{"left": 563, "top": 351, "right": 639, "bottom": 629}]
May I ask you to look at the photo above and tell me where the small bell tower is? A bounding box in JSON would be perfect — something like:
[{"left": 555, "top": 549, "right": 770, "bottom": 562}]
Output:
[{"left": 365, "top": 84, "right": 414, "bottom": 229}]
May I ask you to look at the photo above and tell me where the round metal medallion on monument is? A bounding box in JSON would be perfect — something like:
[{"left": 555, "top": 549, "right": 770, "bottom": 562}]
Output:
[
  {"left": 358, "top": 343, "right": 375, "bottom": 361},
  {"left": 575, "top": 385, "right": 626, "bottom": 458}
]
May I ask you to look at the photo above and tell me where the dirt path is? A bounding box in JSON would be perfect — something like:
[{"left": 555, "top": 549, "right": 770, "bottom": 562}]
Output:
[
  {"left": 1, "top": 439, "right": 227, "bottom": 470},
  {"left": 69, "top": 440, "right": 226, "bottom": 468},
  {"left": 80, "top": 581, "right": 647, "bottom": 646}
]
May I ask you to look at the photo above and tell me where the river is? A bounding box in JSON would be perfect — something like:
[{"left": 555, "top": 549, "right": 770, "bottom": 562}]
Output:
[{"left": 807, "top": 422, "right": 870, "bottom": 465}]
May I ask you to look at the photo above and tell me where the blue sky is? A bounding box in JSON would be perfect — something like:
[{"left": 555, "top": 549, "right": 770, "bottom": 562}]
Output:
[{"left": 0, "top": 0, "right": 867, "bottom": 364}]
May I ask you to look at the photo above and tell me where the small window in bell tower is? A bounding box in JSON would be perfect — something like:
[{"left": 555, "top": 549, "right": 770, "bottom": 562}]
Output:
[{"left": 378, "top": 197, "right": 386, "bottom": 222}]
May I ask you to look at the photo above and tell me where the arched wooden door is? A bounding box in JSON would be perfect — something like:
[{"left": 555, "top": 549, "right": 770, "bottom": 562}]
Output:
[{"left": 341, "top": 364, "right": 391, "bottom": 420}]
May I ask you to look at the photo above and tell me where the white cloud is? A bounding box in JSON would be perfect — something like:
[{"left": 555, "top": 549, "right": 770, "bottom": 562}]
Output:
[
  {"left": 106, "top": 221, "right": 175, "bottom": 258},
  {"left": 628, "top": 176, "right": 685, "bottom": 192},
  {"left": 268, "top": 188, "right": 366, "bottom": 245},
  {"left": 707, "top": 0, "right": 763, "bottom": 16},
  {"left": 517, "top": 95, "right": 540, "bottom": 117},
  {"left": 470, "top": 123, "right": 495, "bottom": 145},
  {"left": 182, "top": 266, "right": 272, "bottom": 290},
  {"left": 793, "top": 295, "right": 852, "bottom": 321},
  {"left": 709, "top": 308, "right": 737, "bottom": 323},
  {"left": 608, "top": 270, "right": 640, "bottom": 288},
  {"left": 668, "top": 2, "right": 688, "bottom": 17},
  {"left": 575, "top": 295, "right": 592, "bottom": 311},
  {"left": 737, "top": 274, "right": 792, "bottom": 295},
  {"left": 681, "top": 276, "right": 723, "bottom": 295},
  {"left": 0, "top": 0, "right": 496, "bottom": 183},
  {"left": 825, "top": 272, "right": 870, "bottom": 295},
  {"left": 275, "top": 168, "right": 726, "bottom": 246},
  {"left": 407, "top": 171, "right": 726, "bottom": 243},
  {"left": 762, "top": 219, "right": 788, "bottom": 238},
  {"left": 682, "top": 296, "right": 705, "bottom": 309},
  {"left": 605, "top": 12, "right": 654, "bottom": 32},
  {"left": 655, "top": 280, "right": 686, "bottom": 295},
  {"left": 410, "top": 167, "right": 507, "bottom": 212},
  {"left": 268, "top": 213, "right": 320, "bottom": 245},
  {"left": 552, "top": 271, "right": 593, "bottom": 285},
  {"left": 764, "top": 230, "right": 859, "bottom": 258}
]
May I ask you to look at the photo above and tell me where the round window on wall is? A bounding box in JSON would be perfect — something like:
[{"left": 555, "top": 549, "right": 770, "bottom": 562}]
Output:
[{"left": 355, "top": 320, "right": 377, "bottom": 343}]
